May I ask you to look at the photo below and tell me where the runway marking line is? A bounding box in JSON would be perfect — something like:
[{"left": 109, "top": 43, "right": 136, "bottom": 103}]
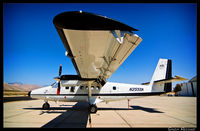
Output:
[{"left": 114, "top": 110, "right": 132, "bottom": 127}]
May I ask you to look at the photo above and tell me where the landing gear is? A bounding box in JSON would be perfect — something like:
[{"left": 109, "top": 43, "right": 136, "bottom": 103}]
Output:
[
  {"left": 89, "top": 104, "right": 97, "bottom": 113},
  {"left": 87, "top": 81, "right": 98, "bottom": 114},
  {"left": 42, "top": 102, "right": 50, "bottom": 110}
]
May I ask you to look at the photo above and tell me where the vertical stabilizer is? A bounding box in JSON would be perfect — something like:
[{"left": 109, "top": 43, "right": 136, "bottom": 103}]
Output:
[{"left": 149, "top": 59, "right": 172, "bottom": 92}]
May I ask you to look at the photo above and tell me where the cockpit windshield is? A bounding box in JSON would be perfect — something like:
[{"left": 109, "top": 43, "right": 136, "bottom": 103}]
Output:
[{"left": 51, "top": 82, "right": 58, "bottom": 88}]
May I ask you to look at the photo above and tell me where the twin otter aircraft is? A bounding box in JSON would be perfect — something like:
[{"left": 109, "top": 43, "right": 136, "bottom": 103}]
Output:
[{"left": 29, "top": 11, "right": 186, "bottom": 113}]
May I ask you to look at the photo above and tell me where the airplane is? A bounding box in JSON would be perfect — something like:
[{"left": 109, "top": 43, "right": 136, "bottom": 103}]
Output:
[{"left": 29, "top": 11, "right": 187, "bottom": 114}]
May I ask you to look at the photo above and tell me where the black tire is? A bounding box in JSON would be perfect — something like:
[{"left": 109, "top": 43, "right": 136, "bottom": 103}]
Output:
[
  {"left": 42, "top": 102, "right": 50, "bottom": 110},
  {"left": 90, "top": 104, "right": 97, "bottom": 113}
]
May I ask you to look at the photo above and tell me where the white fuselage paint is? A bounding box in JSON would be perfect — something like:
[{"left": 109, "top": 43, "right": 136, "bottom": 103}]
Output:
[
  {"left": 30, "top": 81, "right": 162, "bottom": 104},
  {"left": 30, "top": 59, "right": 171, "bottom": 104}
]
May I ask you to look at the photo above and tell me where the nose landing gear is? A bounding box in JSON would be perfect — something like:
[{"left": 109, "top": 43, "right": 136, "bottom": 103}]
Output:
[{"left": 42, "top": 102, "right": 50, "bottom": 110}]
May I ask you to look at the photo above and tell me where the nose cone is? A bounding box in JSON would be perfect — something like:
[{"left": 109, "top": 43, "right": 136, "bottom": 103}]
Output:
[{"left": 28, "top": 91, "right": 31, "bottom": 97}]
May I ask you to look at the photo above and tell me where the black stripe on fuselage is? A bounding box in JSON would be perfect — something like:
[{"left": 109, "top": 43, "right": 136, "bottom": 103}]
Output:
[{"left": 31, "top": 92, "right": 164, "bottom": 97}]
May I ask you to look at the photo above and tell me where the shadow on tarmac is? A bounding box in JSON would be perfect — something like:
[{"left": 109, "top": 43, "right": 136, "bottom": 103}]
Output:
[
  {"left": 98, "top": 105, "right": 163, "bottom": 113},
  {"left": 130, "top": 105, "right": 164, "bottom": 113},
  {"left": 24, "top": 102, "right": 89, "bottom": 128},
  {"left": 23, "top": 104, "right": 164, "bottom": 127},
  {"left": 41, "top": 102, "right": 89, "bottom": 128}
]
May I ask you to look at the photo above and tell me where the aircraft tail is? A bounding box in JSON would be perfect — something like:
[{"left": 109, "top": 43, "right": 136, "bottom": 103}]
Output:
[
  {"left": 142, "top": 58, "right": 187, "bottom": 93},
  {"left": 149, "top": 59, "right": 172, "bottom": 92}
]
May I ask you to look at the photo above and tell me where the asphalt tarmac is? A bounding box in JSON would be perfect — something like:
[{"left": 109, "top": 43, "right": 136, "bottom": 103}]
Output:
[{"left": 3, "top": 96, "right": 197, "bottom": 128}]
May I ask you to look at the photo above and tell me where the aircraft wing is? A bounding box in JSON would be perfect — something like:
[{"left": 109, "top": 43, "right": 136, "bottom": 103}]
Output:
[{"left": 53, "top": 11, "right": 142, "bottom": 84}]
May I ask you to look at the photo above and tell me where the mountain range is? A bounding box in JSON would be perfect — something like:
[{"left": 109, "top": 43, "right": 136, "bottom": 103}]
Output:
[{"left": 3, "top": 82, "right": 42, "bottom": 92}]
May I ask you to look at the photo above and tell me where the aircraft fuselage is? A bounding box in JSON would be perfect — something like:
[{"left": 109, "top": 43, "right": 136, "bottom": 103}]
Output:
[{"left": 30, "top": 81, "right": 163, "bottom": 104}]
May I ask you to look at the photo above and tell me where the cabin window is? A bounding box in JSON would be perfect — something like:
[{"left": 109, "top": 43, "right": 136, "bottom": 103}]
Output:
[
  {"left": 113, "top": 86, "right": 116, "bottom": 90},
  {"left": 70, "top": 86, "right": 75, "bottom": 92},
  {"left": 96, "top": 86, "right": 100, "bottom": 90},
  {"left": 80, "top": 86, "right": 84, "bottom": 90},
  {"left": 65, "top": 87, "right": 69, "bottom": 90},
  {"left": 91, "top": 86, "right": 94, "bottom": 90}
]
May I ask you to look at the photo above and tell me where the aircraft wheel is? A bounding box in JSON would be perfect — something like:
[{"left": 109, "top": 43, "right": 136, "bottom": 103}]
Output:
[
  {"left": 89, "top": 104, "right": 97, "bottom": 113},
  {"left": 42, "top": 102, "right": 50, "bottom": 110}
]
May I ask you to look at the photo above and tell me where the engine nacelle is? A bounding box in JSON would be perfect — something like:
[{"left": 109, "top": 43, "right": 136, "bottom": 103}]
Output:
[{"left": 61, "top": 80, "right": 79, "bottom": 86}]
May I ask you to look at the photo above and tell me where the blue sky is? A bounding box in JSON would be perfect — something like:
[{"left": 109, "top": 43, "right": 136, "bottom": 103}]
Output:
[{"left": 3, "top": 3, "right": 197, "bottom": 86}]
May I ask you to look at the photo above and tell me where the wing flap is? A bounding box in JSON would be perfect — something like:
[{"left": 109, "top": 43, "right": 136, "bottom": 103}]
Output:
[
  {"left": 106, "top": 33, "right": 142, "bottom": 78},
  {"left": 63, "top": 29, "right": 142, "bottom": 79}
]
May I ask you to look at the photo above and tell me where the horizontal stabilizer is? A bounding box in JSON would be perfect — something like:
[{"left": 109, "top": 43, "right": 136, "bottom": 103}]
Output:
[
  {"left": 154, "top": 75, "right": 187, "bottom": 84},
  {"left": 142, "top": 75, "right": 187, "bottom": 85}
]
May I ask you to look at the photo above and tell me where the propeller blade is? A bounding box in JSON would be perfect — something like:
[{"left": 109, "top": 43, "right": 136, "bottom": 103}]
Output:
[
  {"left": 57, "top": 82, "right": 61, "bottom": 95},
  {"left": 59, "top": 64, "right": 62, "bottom": 76},
  {"left": 56, "top": 64, "right": 62, "bottom": 95}
]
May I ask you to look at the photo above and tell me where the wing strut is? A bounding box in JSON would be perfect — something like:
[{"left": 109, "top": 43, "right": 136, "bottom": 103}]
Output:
[
  {"left": 87, "top": 80, "right": 93, "bottom": 128},
  {"left": 87, "top": 81, "right": 93, "bottom": 105}
]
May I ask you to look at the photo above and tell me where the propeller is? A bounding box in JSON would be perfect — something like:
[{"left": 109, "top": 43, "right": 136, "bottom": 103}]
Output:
[
  {"left": 57, "top": 64, "right": 62, "bottom": 95},
  {"left": 59, "top": 64, "right": 62, "bottom": 76}
]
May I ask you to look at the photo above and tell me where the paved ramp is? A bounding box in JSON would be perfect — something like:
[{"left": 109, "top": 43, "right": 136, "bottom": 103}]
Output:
[
  {"left": 3, "top": 96, "right": 196, "bottom": 128},
  {"left": 41, "top": 102, "right": 89, "bottom": 128}
]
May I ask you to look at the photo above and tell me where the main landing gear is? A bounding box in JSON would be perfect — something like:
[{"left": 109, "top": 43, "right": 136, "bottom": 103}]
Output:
[
  {"left": 42, "top": 101, "right": 98, "bottom": 113},
  {"left": 89, "top": 104, "right": 97, "bottom": 113},
  {"left": 42, "top": 102, "right": 50, "bottom": 110}
]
